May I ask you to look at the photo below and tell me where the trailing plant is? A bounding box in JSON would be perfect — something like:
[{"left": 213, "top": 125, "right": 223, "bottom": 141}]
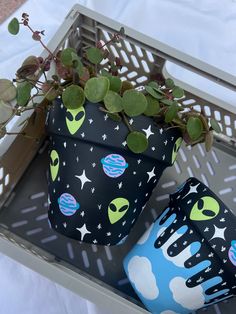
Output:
[{"left": 0, "top": 13, "right": 221, "bottom": 153}]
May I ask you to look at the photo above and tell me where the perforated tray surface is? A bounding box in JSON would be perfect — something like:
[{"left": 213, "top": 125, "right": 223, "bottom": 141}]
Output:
[{"left": 0, "top": 139, "right": 235, "bottom": 313}]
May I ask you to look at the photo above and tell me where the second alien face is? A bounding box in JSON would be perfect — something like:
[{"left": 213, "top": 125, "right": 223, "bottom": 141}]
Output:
[
  {"left": 108, "top": 197, "right": 130, "bottom": 224},
  {"left": 190, "top": 196, "right": 220, "bottom": 221},
  {"left": 50, "top": 150, "right": 59, "bottom": 181},
  {"left": 66, "top": 107, "right": 86, "bottom": 135}
]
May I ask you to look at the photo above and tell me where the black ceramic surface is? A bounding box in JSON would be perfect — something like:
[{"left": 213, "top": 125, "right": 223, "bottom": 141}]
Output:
[{"left": 46, "top": 100, "right": 182, "bottom": 245}]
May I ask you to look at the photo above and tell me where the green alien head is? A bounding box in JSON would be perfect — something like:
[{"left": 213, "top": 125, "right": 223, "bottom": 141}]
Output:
[
  {"left": 190, "top": 196, "right": 220, "bottom": 221},
  {"left": 66, "top": 106, "right": 85, "bottom": 135},
  {"left": 50, "top": 150, "right": 59, "bottom": 181},
  {"left": 171, "top": 137, "right": 182, "bottom": 164},
  {"left": 108, "top": 197, "right": 130, "bottom": 224}
]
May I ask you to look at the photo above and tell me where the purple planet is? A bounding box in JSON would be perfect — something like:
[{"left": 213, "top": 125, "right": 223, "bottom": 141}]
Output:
[
  {"left": 228, "top": 240, "right": 236, "bottom": 266},
  {"left": 58, "top": 193, "right": 80, "bottom": 216},
  {"left": 101, "top": 154, "right": 128, "bottom": 178}
]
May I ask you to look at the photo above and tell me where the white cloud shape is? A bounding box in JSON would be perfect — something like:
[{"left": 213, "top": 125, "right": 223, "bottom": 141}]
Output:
[
  {"left": 160, "top": 311, "right": 180, "bottom": 314},
  {"left": 169, "top": 277, "right": 205, "bottom": 310},
  {"left": 127, "top": 256, "right": 159, "bottom": 300},
  {"left": 137, "top": 223, "right": 154, "bottom": 245}
]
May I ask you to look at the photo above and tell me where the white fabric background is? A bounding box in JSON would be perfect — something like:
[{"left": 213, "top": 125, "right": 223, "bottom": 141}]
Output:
[{"left": 0, "top": 1, "right": 235, "bottom": 313}]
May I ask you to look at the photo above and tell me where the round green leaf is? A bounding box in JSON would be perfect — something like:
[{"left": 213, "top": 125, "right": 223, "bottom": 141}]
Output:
[
  {"left": 165, "top": 103, "right": 178, "bottom": 123},
  {"left": 108, "top": 76, "right": 122, "bottom": 93},
  {"left": 187, "top": 116, "right": 203, "bottom": 141},
  {"left": 172, "top": 86, "right": 184, "bottom": 98},
  {"left": 8, "top": 18, "right": 19, "bottom": 35},
  {"left": 144, "top": 95, "right": 160, "bottom": 116},
  {"left": 104, "top": 90, "right": 123, "bottom": 113},
  {"left": 160, "top": 98, "right": 174, "bottom": 106},
  {"left": 17, "top": 82, "right": 32, "bottom": 106},
  {"left": 123, "top": 90, "right": 147, "bottom": 117},
  {"left": 210, "top": 118, "right": 221, "bottom": 133},
  {"left": 71, "top": 52, "right": 84, "bottom": 77},
  {"left": 145, "top": 85, "right": 163, "bottom": 100},
  {"left": 60, "top": 48, "right": 77, "bottom": 67},
  {"left": 0, "top": 100, "right": 14, "bottom": 124},
  {"left": 127, "top": 131, "right": 148, "bottom": 154},
  {"left": 86, "top": 47, "right": 104, "bottom": 65},
  {"left": 165, "top": 78, "right": 175, "bottom": 89},
  {"left": 0, "top": 79, "right": 17, "bottom": 102},
  {"left": 148, "top": 81, "right": 158, "bottom": 89},
  {"left": 84, "top": 77, "right": 110, "bottom": 103},
  {"left": 62, "top": 85, "right": 85, "bottom": 109}
]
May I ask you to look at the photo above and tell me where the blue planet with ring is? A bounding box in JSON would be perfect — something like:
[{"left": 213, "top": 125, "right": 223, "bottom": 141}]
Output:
[
  {"left": 58, "top": 193, "right": 80, "bottom": 216},
  {"left": 101, "top": 154, "right": 128, "bottom": 178}
]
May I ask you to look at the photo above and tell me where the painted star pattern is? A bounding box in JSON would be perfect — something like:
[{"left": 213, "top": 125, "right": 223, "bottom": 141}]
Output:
[{"left": 48, "top": 101, "right": 181, "bottom": 245}]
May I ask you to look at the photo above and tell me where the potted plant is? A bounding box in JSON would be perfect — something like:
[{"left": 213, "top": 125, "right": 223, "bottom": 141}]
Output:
[
  {"left": 0, "top": 14, "right": 222, "bottom": 245},
  {"left": 123, "top": 177, "right": 236, "bottom": 313}
]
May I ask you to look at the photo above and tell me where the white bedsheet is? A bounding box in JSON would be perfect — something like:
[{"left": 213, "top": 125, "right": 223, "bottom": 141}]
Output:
[{"left": 0, "top": 1, "right": 235, "bottom": 313}]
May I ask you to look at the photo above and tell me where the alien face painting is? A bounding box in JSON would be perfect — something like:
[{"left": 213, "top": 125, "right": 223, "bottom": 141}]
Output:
[
  {"left": 171, "top": 137, "right": 182, "bottom": 164},
  {"left": 108, "top": 197, "right": 130, "bottom": 224},
  {"left": 47, "top": 100, "right": 183, "bottom": 245},
  {"left": 124, "top": 178, "right": 236, "bottom": 313},
  {"left": 66, "top": 106, "right": 85, "bottom": 135},
  {"left": 190, "top": 196, "right": 220, "bottom": 221},
  {"left": 50, "top": 150, "right": 59, "bottom": 181}
]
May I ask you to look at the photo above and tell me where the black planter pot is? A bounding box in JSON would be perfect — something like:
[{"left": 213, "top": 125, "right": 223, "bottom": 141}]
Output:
[
  {"left": 46, "top": 99, "right": 182, "bottom": 245},
  {"left": 123, "top": 177, "right": 236, "bottom": 313}
]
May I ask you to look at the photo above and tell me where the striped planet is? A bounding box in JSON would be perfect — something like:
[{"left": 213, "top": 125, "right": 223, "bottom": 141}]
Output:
[
  {"left": 101, "top": 154, "right": 128, "bottom": 178},
  {"left": 58, "top": 193, "right": 80, "bottom": 216}
]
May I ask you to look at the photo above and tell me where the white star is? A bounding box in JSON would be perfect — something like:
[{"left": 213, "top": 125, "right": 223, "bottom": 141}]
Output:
[
  {"left": 92, "top": 162, "right": 96, "bottom": 167},
  {"left": 104, "top": 114, "right": 108, "bottom": 121},
  {"left": 182, "top": 183, "right": 200, "bottom": 199},
  {"left": 66, "top": 184, "right": 70, "bottom": 188},
  {"left": 171, "top": 136, "right": 174, "bottom": 141},
  {"left": 102, "top": 134, "right": 107, "bottom": 141},
  {"left": 147, "top": 166, "right": 156, "bottom": 182},
  {"left": 93, "top": 239, "right": 97, "bottom": 244},
  {"left": 76, "top": 156, "right": 79, "bottom": 162},
  {"left": 118, "top": 182, "right": 123, "bottom": 189},
  {"left": 142, "top": 125, "right": 154, "bottom": 139},
  {"left": 63, "top": 142, "right": 67, "bottom": 148},
  {"left": 122, "top": 141, "right": 127, "bottom": 146},
  {"left": 134, "top": 199, "right": 138, "bottom": 203},
  {"left": 98, "top": 204, "right": 102, "bottom": 210},
  {"left": 122, "top": 221, "right": 126, "bottom": 226},
  {"left": 75, "top": 170, "right": 92, "bottom": 189},
  {"left": 137, "top": 159, "right": 141, "bottom": 164},
  {"left": 106, "top": 232, "right": 111, "bottom": 236},
  {"left": 196, "top": 277, "right": 204, "bottom": 283},
  {"left": 62, "top": 161, "right": 66, "bottom": 166},
  {"left": 133, "top": 208, "right": 137, "bottom": 213},
  {"left": 164, "top": 140, "right": 168, "bottom": 146},
  {"left": 81, "top": 132, "right": 85, "bottom": 138},
  {"left": 151, "top": 147, "right": 155, "bottom": 151},
  {"left": 133, "top": 171, "right": 136, "bottom": 175},
  {"left": 80, "top": 211, "right": 85, "bottom": 217},
  {"left": 90, "top": 146, "right": 94, "bottom": 152},
  {"left": 91, "top": 187, "right": 95, "bottom": 193},
  {"left": 210, "top": 225, "right": 226, "bottom": 241},
  {"left": 114, "top": 125, "right": 119, "bottom": 130},
  {"left": 129, "top": 118, "right": 134, "bottom": 125},
  {"left": 88, "top": 118, "right": 93, "bottom": 124},
  {"left": 76, "top": 224, "right": 91, "bottom": 241},
  {"left": 162, "top": 154, "right": 166, "bottom": 160},
  {"left": 204, "top": 227, "right": 209, "bottom": 232},
  {"left": 97, "top": 224, "right": 102, "bottom": 230},
  {"left": 159, "top": 128, "right": 163, "bottom": 134},
  {"left": 63, "top": 222, "right": 67, "bottom": 228},
  {"left": 138, "top": 181, "right": 142, "bottom": 187}
]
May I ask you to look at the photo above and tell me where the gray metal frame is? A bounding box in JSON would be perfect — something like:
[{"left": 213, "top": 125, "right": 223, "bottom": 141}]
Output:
[{"left": 0, "top": 4, "right": 235, "bottom": 314}]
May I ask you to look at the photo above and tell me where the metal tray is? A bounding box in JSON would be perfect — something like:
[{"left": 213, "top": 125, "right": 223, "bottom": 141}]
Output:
[{"left": 0, "top": 4, "right": 235, "bottom": 314}]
